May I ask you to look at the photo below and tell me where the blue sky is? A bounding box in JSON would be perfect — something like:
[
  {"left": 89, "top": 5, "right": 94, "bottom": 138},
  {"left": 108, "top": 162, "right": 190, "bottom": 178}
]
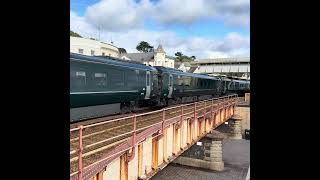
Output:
[{"left": 70, "top": 0, "right": 250, "bottom": 58}]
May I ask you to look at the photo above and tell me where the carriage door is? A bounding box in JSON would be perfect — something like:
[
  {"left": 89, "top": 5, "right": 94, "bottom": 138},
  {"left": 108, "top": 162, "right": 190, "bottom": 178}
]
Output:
[
  {"left": 168, "top": 74, "right": 173, "bottom": 98},
  {"left": 145, "top": 71, "right": 151, "bottom": 99}
]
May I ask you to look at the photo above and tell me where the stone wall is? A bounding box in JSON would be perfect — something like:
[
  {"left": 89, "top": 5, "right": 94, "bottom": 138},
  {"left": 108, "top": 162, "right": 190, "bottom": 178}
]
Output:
[{"left": 234, "top": 106, "right": 250, "bottom": 135}]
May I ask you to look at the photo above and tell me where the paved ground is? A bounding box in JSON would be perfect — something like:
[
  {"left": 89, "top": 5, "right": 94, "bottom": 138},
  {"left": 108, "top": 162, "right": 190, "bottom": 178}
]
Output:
[
  {"left": 151, "top": 106, "right": 250, "bottom": 180},
  {"left": 152, "top": 138, "right": 250, "bottom": 180}
]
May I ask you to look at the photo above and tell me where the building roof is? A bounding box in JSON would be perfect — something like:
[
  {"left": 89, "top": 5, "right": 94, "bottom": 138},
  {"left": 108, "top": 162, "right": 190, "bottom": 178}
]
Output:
[
  {"left": 155, "top": 44, "right": 165, "bottom": 53},
  {"left": 70, "top": 36, "right": 119, "bottom": 50},
  {"left": 188, "top": 66, "right": 198, "bottom": 73},
  {"left": 155, "top": 66, "right": 220, "bottom": 80},
  {"left": 192, "top": 57, "right": 250, "bottom": 64},
  {"left": 70, "top": 53, "right": 157, "bottom": 72},
  {"left": 174, "top": 61, "right": 192, "bottom": 69},
  {"left": 121, "top": 52, "right": 155, "bottom": 62}
]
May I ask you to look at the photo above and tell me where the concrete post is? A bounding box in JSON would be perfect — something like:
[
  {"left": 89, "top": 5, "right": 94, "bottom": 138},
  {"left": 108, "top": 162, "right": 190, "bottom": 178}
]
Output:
[
  {"left": 229, "top": 115, "right": 242, "bottom": 139},
  {"left": 173, "top": 131, "right": 226, "bottom": 172},
  {"left": 203, "top": 133, "right": 224, "bottom": 171}
]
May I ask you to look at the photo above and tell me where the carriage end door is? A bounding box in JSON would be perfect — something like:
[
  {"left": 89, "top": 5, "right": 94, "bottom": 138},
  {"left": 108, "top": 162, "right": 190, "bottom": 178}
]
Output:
[
  {"left": 145, "top": 71, "right": 151, "bottom": 99},
  {"left": 168, "top": 74, "right": 173, "bottom": 98}
]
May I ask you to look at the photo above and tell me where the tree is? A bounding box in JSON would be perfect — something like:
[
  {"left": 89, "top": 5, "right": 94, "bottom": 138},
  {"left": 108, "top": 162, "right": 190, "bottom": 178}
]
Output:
[
  {"left": 175, "top": 52, "right": 183, "bottom": 57},
  {"left": 136, "top": 41, "right": 153, "bottom": 53},
  {"left": 175, "top": 52, "right": 184, "bottom": 62},
  {"left": 175, "top": 52, "right": 196, "bottom": 62},
  {"left": 70, "top": 30, "right": 82, "bottom": 37},
  {"left": 148, "top": 47, "right": 154, "bottom": 52},
  {"left": 118, "top": 48, "right": 127, "bottom": 54}
]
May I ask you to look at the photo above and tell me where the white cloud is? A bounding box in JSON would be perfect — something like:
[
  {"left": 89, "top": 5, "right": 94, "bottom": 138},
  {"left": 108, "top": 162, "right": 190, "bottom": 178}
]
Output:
[
  {"left": 70, "top": 11, "right": 97, "bottom": 38},
  {"left": 84, "top": 0, "right": 150, "bottom": 32},
  {"left": 82, "top": 0, "right": 249, "bottom": 32},
  {"left": 215, "top": 32, "right": 250, "bottom": 52},
  {"left": 70, "top": 0, "right": 250, "bottom": 59},
  {"left": 150, "top": 0, "right": 215, "bottom": 24}
]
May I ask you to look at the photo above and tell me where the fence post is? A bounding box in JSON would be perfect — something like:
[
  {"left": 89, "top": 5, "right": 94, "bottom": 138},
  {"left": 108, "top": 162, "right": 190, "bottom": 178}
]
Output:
[
  {"left": 78, "top": 125, "right": 83, "bottom": 180},
  {"left": 128, "top": 114, "right": 137, "bottom": 161},
  {"left": 211, "top": 100, "right": 214, "bottom": 127},
  {"left": 162, "top": 109, "right": 165, "bottom": 134},
  {"left": 132, "top": 114, "right": 137, "bottom": 147}
]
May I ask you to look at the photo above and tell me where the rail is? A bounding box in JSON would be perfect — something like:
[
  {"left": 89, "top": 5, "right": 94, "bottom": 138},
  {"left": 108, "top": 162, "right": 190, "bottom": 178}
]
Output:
[{"left": 70, "top": 94, "right": 238, "bottom": 180}]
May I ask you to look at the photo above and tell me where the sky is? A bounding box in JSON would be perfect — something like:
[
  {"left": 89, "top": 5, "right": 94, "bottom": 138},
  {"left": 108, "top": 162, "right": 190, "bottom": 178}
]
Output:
[{"left": 70, "top": 0, "right": 250, "bottom": 59}]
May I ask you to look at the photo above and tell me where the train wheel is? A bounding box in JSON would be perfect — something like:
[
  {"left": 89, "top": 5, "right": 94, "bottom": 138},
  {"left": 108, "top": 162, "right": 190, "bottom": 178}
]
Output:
[
  {"left": 176, "top": 97, "right": 182, "bottom": 104},
  {"left": 120, "top": 103, "right": 130, "bottom": 114},
  {"left": 168, "top": 99, "right": 175, "bottom": 106}
]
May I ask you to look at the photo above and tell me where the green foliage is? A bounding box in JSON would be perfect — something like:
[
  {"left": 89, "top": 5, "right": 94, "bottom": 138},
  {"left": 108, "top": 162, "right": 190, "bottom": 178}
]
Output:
[
  {"left": 136, "top": 41, "right": 154, "bottom": 53},
  {"left": 70, "top": 30, "right": 82, "bottom": 37},
  {"left": 118, "top": 48, "right": 127, "bottom": 54},
  {"left": 174, "top": 52, "right": 196, "bottom": 62},
  {"left": 175, "top": 52, "right": 183, "bottom": 57}
]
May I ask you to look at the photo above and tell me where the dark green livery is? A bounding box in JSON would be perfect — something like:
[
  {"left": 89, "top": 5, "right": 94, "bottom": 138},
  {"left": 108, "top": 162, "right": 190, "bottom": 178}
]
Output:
[{"left": 70, "top": 53, "right": 249, "bottom": 122}]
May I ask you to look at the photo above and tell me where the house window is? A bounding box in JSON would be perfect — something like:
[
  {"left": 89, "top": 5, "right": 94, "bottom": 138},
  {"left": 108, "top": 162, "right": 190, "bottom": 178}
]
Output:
[
  {"left": 78, "top": 49, "right": 84, "bottom": 54},
  {"left": 91, "top": 50, "right": 95, "bottom": 56}
]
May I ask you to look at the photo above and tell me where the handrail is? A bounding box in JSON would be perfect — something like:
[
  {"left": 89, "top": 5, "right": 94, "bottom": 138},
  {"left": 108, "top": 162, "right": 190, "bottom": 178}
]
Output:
[{"left": 70, "top": 94, "right": 238, "bottom": 179}]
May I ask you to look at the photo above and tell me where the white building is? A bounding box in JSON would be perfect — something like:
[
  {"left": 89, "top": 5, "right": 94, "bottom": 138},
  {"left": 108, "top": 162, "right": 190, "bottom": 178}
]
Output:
[
  {"left": 120, "top": 45, "right": 175, "bottom": 68},
  {"left": 70, "top": 36, "right": 120, "bottom": 58},
  {"left": 190, "top": 57, "right": 250, "bottom": 79},
  {"left": 174, "top": 61, "right": 192, "bottom": 72}
]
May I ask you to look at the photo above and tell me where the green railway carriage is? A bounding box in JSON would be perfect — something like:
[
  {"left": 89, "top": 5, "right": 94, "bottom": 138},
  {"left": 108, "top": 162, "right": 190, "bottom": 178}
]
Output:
[
  {"left": 221, "top": 78, "right": 250, "bottom": 96},
  {"left": 70, "top": 53, "right": 158, "bottom": 121},
  {"left": 70, "top": 53, "right": 249, "bottom": 122},
  {"left": 154, "top": 66, "right": 223, "bottom": 105}
]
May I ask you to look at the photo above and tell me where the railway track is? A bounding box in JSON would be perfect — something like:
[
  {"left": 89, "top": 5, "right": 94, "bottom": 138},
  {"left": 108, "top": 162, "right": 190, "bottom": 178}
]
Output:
[{"left": 70, "top": 95, "right": 239, "bottom": 175}]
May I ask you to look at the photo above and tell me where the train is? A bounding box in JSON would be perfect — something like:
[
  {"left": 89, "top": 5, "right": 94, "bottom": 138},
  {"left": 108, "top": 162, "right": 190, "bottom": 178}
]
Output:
[{"left": 70, "top": 53, "right": 249, "bottom": 122}]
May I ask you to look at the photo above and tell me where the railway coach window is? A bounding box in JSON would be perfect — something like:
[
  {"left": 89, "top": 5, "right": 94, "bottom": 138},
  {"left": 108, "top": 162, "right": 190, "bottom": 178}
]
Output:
[
  {"left": 177, "top": 76, "right": 183, "bottom": 86},
  {"left": 94, "top": 73, "right": 107, "bottom": 86},
  {"left": 127, "top": 70, "right": 139, "bottom": 87},
  {"left": 70, "top": 71, "right": 86, "bottom": 87},
  {"left": 110, "top": 71, "right": 125, "bottom": 88},
  {"left": 183, "top": 76, "right": 191, "bottom": 86}
]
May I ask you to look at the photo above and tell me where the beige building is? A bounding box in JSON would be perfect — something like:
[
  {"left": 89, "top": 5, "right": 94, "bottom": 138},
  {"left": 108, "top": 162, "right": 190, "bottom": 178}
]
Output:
[
  {"left": 191, "top": 57, "right": 250, "bottom": 79},
  {"left": 70, "top": 36, "right": 120, "bottom": 58},
  {"left": 120, "top": 45, "right": 175, "bottom": 68}
]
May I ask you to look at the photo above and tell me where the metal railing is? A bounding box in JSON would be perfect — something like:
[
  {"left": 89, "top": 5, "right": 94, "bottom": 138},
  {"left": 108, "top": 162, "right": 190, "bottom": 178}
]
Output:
[{"left": 70, "top": 94, "right": 238, "bottom": 180}]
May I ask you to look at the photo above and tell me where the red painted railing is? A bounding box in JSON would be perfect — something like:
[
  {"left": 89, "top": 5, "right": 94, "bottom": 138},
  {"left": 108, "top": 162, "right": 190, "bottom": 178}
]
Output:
[{"left": 70, "top": 94, "right": 238, "bottom": 180}]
